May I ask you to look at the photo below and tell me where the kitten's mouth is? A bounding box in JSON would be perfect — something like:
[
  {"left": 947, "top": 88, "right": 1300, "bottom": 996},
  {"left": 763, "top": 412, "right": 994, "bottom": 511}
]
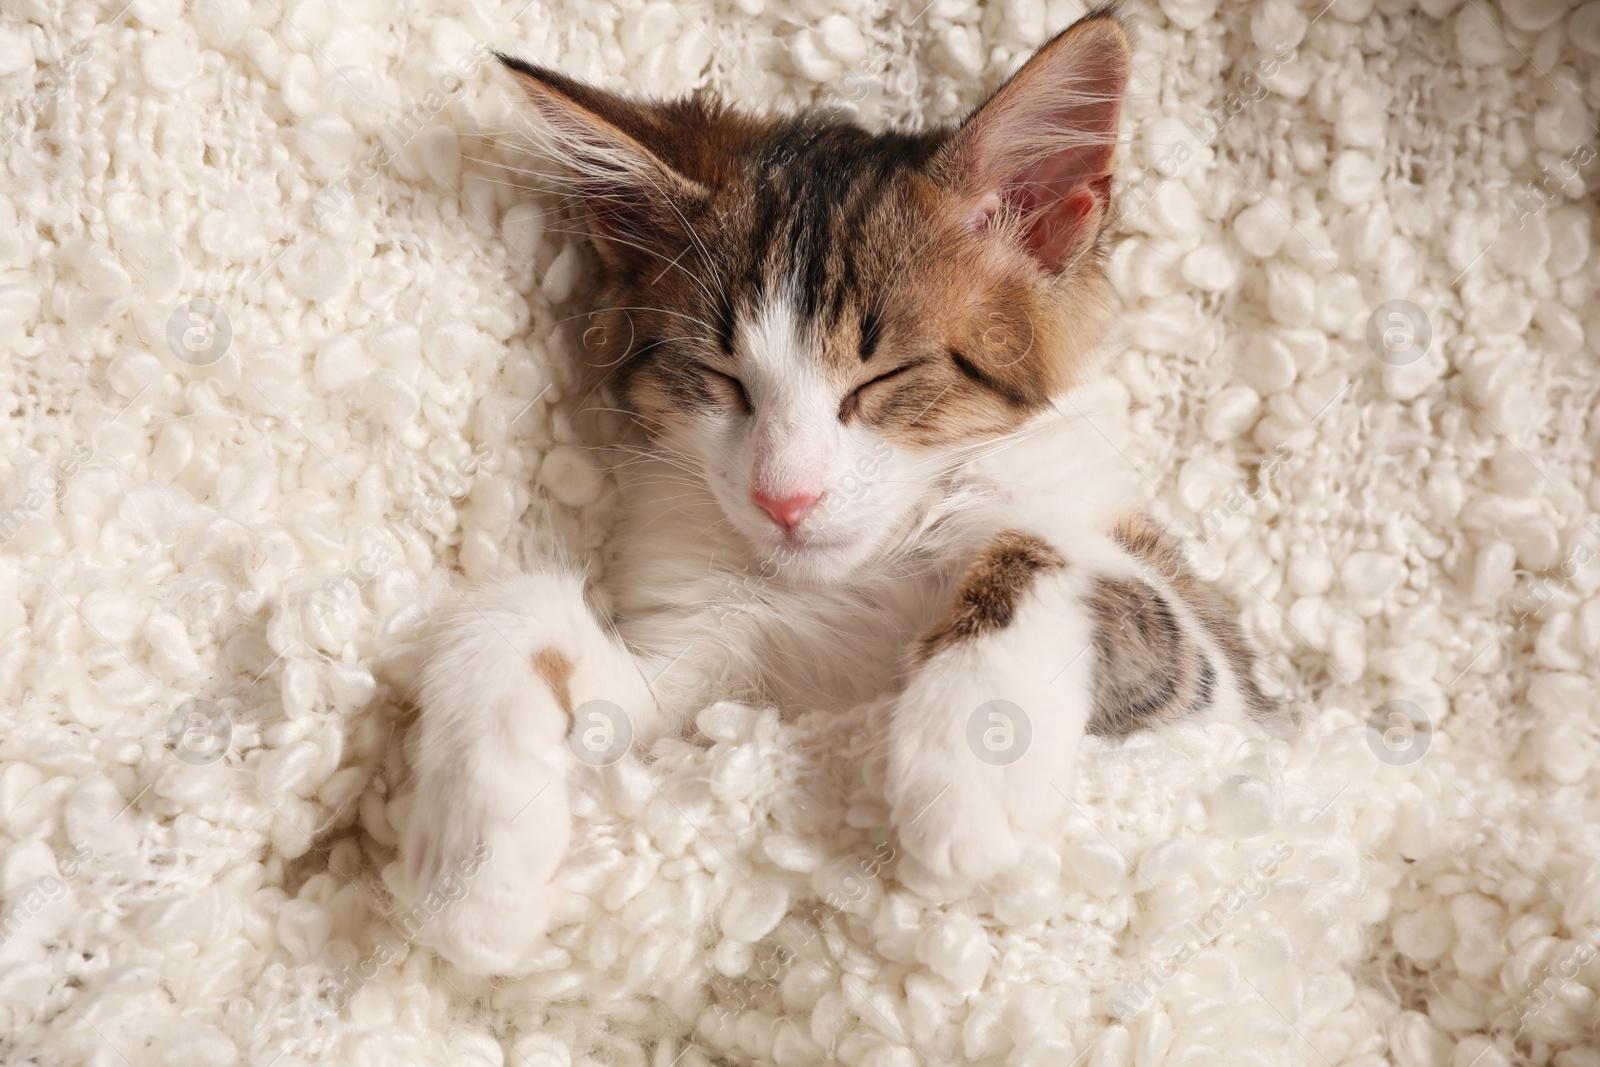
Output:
[
  {"left": 772, "top": 532, "right": 849, "bottom": 555},
  {"left": 757, "top": 528, "right": 874, "bottom": 581}
]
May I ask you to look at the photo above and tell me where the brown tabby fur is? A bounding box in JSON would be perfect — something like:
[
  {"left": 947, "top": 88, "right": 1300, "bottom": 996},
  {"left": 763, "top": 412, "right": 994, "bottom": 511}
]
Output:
[
  {"left": 499, "top": 10, "right": 1272, "bottom": 739},
  {"left": 914, "top": 531, "right": 1068, "bottom": 663},
  {"left": 1112, "top": 513, "right": 1273, "bottom": 719},
  {"left": 501, "top": 12, "right": 1122, "bottom": 448}
]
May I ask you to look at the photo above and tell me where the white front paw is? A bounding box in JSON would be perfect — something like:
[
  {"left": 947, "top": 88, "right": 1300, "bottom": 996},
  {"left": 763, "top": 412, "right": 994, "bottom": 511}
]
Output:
[
  {"left": 884, "top": 667, "right": 1083, "bottom": 886},
  {"left": 887, "top": 761, "right": 1026, "bottom": 884},
  {"left": 885, "top": 548, "right": 1095, "bottom": 885},
  {"left": 400, "top": 748, "right": 571, "bottom": 974},
  {"left": 397, "top": 569, "right": 657, "bottom": 973}
]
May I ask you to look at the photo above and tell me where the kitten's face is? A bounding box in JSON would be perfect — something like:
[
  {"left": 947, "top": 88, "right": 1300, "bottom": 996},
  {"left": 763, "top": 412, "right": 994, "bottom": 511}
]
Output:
[{"left": 505, "top": 15, "right": 1129, "bottom": 583}]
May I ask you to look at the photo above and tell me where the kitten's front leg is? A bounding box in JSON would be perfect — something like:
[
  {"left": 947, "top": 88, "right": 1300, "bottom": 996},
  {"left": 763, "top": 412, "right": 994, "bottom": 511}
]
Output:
[
  {"left": 884, "top": 532, "right": 1096, "bottom": 884},
  {"left": 399, "top": 571, "right": 658, "bottom": 974},
  {"left": 886, "top": 523, "right": 1242, "bottom": 883}
]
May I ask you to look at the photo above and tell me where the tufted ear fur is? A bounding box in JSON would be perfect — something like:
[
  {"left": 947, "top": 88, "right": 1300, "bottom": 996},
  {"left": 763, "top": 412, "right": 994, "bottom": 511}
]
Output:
[
  {"left": 498, "top": 56, "right": 774, "bottom": 276},
  {"left": 932, "top": 11, "right": 1130, "bottom": 274},
  {"left": 498, "top": 56, "right": 712, "bottom": 271}
]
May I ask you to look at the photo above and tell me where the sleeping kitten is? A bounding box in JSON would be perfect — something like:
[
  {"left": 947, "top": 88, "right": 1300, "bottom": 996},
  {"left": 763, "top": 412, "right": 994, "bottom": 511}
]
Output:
[{"left": 400, "top": 8, "right": 1274, "bottom": 974}]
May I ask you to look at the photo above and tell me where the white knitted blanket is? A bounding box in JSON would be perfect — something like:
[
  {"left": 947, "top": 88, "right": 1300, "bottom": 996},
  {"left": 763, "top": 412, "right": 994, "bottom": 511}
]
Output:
[{"left": 2, "top": 1, "right": 1599, "bottom": 1065}]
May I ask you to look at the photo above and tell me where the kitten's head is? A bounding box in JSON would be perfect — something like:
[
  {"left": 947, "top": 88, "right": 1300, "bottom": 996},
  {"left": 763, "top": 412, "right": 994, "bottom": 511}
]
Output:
[{"left": 502, "top": 11, "right": 1129, "bottom": 584}]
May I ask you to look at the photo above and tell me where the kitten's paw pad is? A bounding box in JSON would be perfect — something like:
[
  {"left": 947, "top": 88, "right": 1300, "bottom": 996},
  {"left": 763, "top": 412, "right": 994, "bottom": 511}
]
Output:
[
  {"left": 425, "top": 866, "right": 560, "bottom": 976},
  {"left": 399, "top": 779, "right": 570, "bottom": 975},
  {"left": 889, "top": 778, "right": 1025, "bottom": 885}
]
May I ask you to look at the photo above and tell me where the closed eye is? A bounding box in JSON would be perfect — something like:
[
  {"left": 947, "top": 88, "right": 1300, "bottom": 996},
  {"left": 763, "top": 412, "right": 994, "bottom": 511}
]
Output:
[
  {"left": 691, "top": 362, "right": 751, "bottom": 415},
  {"left": 839, "top": 359, "right": 926, "bottom": 423}
]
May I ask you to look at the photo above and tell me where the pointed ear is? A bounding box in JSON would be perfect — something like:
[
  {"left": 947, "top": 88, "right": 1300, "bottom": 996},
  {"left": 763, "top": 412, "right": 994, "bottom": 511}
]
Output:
[
  {"left": 933, "top": 13, "right": 1130, "bottom": 274},
  {"left": 498, "top": 55, "right": 711, "bottom": 270}
]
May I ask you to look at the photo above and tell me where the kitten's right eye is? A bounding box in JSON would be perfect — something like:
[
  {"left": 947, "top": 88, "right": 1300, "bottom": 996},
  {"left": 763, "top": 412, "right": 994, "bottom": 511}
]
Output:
[{"left": 693, "top": 363, "right": 751, "bottom": 416}]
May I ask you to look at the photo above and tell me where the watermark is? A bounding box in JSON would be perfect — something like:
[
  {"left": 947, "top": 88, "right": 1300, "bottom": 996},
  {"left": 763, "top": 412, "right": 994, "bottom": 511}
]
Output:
[
  {"left": 966, "top": 699, "right": 1031, "bottom": 765},
  {"left": 1502, "top": 939, "right": 1598, "bottom": 1037},
  {"left": 0, "top": 442, "right": 93, "bottom": 548},
  {"left": 1365, "top": 699, "right": 1431, "bottom": 766},
  {"left": 705, "top": 439, "right": 893, "bottom": 630},
  {"left": 707, "top": 557, "right": 778, "bottom": 629},
  {"left": 754, "top": 39, "right": 894, "bottom": 179},
  {"left": 1450, "top": 136, "right": 1600, "bottom": 284},
  {"left": 828, "top": 41, "right": 893, "bottom": 122},
  {"left": 1107, "top": 840, "right": 1293, "bottom": 1018},
  {"left": 1509, "top": 141, "right": 1596, "bottom": 230},
  {"left": 1183, "top": 441, "right": 1295, "bottom": 548},
  {"left": 1121, "top": 42, "right": 1297, "bottom": 222},
  {"left": 166, "top": 699, "right": 232, "bottom": 765},
  {"left": 306, "top": 445, "right": 493, "bottom": 627},
  {"left": 0, "top": 844, "right": 94, "bottom": 950},
  {"left": 310, "top": 42, "right": 494, "bottom": 229},
  {"left": 322, "top": 842, "right": 493, "bottom": 1015},
  {"left": 0, "top": 39, "right": 94, "bottom": 148},
  {"left": 165, "top": 299, "right": 232, "bottom": 366},
  {"left": 567, "top": 700, "right": 633, "bottom": 766},
  {"left": 1365, "top": 300, "right": 1431, "bottom": 367},
  {"left": 1507, "top": 515, "right": 1600, "bottom": 629},
  {"left": 707, "top": 843, "right": 896, "bottom": 1031},
  {"left": 810, "top": 438, "right": 892, "bottom": 524}
]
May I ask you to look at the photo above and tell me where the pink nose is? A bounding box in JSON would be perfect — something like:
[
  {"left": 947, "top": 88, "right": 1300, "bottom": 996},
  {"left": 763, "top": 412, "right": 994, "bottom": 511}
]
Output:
[{"left": 751, "top": 487, "right": 824, "bottom": 531}]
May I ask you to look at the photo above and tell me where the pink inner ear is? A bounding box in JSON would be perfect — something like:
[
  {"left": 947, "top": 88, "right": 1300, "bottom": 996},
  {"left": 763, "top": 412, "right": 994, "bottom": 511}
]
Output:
[
  {"left": 1008, "top": 149, "right": 1114, "bottom": 270},
  {"left": 963, "top": 149, "right": 1116, "bottom": 272},
  {"left": 944, "top": 19, "right": 1128, "bottom": 273}
]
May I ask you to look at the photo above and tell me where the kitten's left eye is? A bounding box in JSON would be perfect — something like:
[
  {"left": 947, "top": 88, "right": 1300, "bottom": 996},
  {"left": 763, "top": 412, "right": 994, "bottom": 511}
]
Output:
[
  {"left": 693, "top": 363, "right": 751, "bottom": 416},
  {"left": 839, "top": 359, "right": 924, "bottom": 423}
]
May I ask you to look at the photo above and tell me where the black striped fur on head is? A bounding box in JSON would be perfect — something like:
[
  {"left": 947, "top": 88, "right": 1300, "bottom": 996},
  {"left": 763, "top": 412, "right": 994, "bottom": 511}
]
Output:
[{"left": 499, "top": 7, "right": 1131, "bottom": 448}]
